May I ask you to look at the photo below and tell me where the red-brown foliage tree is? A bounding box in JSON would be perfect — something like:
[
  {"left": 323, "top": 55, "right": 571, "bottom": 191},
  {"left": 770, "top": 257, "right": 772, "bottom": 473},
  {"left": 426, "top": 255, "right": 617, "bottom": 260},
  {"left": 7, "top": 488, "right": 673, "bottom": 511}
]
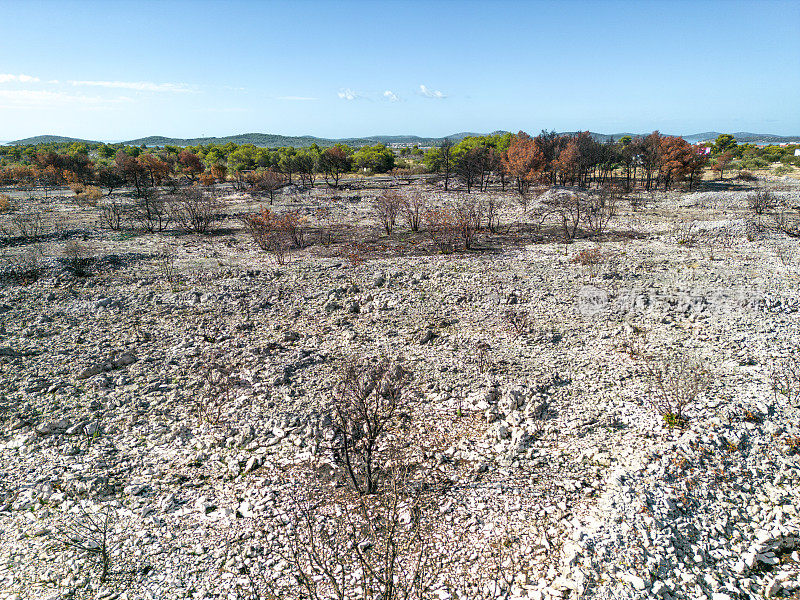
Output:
[
  {"left": 177, "top": 150, "right": 205, "bottom": 181},
  {"left": 115, "top": 151, "right": 148, "bottom": 197},
  {"left": 138, "top": 154, "right": 172, "bottom": 186},
  {"left": 711, "top": 152, "right": 733, "bottom": 180},
  {"left": 659, "top": 136, "right": 696, "bottom": 190},
  {"left": 503, "top": 131, "right": 548, "bottom": 194},
  {"left": 320, "top": 146, "right": 351, "bottom": 188},
  {"left": 245, "top": 169, "right": 284, "bottom": 203},
  {"left": 555, "top": 140, "right": 581, "bottom": 186}
]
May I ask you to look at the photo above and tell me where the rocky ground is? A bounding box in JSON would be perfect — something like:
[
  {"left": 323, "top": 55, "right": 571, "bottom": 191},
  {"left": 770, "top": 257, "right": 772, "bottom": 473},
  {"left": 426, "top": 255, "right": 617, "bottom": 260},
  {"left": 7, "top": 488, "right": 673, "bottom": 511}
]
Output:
[{"left": 0, "top": 178, "right": 799, "bottom": 600}]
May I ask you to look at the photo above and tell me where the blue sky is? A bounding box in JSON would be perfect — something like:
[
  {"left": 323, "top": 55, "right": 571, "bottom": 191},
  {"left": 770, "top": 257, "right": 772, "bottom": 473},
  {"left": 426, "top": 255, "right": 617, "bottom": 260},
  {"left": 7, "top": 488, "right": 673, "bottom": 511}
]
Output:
[{"left": 0, "top": 0, "right": 798, "bottom": 141}]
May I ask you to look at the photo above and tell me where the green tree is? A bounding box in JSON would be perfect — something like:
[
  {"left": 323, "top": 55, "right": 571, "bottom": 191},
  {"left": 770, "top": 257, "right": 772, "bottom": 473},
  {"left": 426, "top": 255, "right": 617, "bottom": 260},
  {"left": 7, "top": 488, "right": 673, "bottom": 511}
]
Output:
[
  {"left": 68, "top": 142, "right": 89, "bottom": 156},
  {"left": 353, "top": 144, "right": 395, "bottom": 174},
  {"left": 277, "top": 148, "right": 297, "bottom": 184},
  {"left": 422, "top": 139, "right": 453, "bottom": 189},
  {"left": 228, "top": 145, "right": 258, "bottom": 173},
  {"left": 712, "top": 134, "right": 737, "bottom": 155},
  {"left": 320, "top": 145, "right": 352, "bottom": 187},
  {"left": 295, "top": 149, "right": 320, "bottom": 187},
  {"left": 97, "top": 144, "right": 116, "bottom": 159}
]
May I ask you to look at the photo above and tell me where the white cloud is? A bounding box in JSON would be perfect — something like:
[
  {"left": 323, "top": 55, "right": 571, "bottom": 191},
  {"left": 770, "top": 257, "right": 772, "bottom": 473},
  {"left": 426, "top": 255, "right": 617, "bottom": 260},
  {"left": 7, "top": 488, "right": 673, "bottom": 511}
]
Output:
[
  {"left": 68, "top": 80, "right": 193, "bottom": 93},
  {"left": 383, "top": 90, "right": 400, "bottom": 102},
  {"left": 419, "top": 84, "right": 446, "bottom": 99},
  {"left": 196, "top": 107, "right": 252, "bottom": 113},
  {"left": 337, "top": 88, "right": 359, "bottom": 100},
  {"left": 0, "top": 73, "right": 41, "bottom": 83},
  {"left": 0, "top": 89, "right": 130, "bottom": 107},
  {"left": 277, "top": 96, "right": 318, "bottom": 101}
]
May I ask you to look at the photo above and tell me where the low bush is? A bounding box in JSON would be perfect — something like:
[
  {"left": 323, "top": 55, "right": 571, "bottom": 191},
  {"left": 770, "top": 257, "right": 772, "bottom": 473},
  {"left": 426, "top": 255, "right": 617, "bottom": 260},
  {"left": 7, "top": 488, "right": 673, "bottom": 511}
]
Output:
[
  {"left": 453, "top": 195, "right": 480, "bottom": 249},
  {"left": 401, "top": 190, "right": 427, "bottom": 232},
  {"left": 524, "top": 205, "right": 551, "bottom": 235},
  {"left": 736, "top": 171, "right": 758, "bottom": 182},
  {"left": 98, "top": 201, "right": 127, "bottom": 231},
  {"left": 372, "top": 190, "right": 402, "bottom": 235},
  {"left": 424, "top": 208, "right": 460, "bottom": 254},
  {"left": 170, "top": 188, "right": 221, "bottom": 234},
  {"left": 332, "top": 355, "right": 411, "bottom": 495},
  {"left": 282, "top": 210, "right": 309, "bottom": 248},
  {"left": 645, "top": 354, "right": 711, "bottom": 428},
  {"left": 62, "top": 241, "right": 96, "bottom": 277},
  {"left": 771, "top": 351, "right": 800, "bottom": 405},
  {"left": 504, "top": 308, "right": 532, "bottom": 336},
  {"left": 746, "top": 189, "right": 775, "bottom": 215},
  {"left": 10, "top": 210, "right": 44, "bottom": 239},
  {"left": 74, "top": 185, "right": 103, "bottom": 207},
  {"left": 51, "top": 502, "right": 115, "bottom": 584},
  {"left": 772, "top": 210, "right": 800, "bottom": 237},
  {"left": 673, "top": 220, "right": 698, "bottom": 246},
  {"left": 242, "top": 208, "right": 308, "bottom": 264},
  {"left": 131, "top": 189, "right": 170, "bottom": 233},
  {"left": 248, "top": 466, "right": 446, "bottom": 600},
  {"left": 484, "top": 193, "right": 503, "bottom": 233},
  {"left": 197, "top": 171, "right": 217, "bottom": 187},
  {"left": 570, "top": 247, "right": 608, "bottom": 278},
  {"left": 543, "top": 191, "right": 581, "bottom": 242},
  {"left": 582, "top": 187, "right": 618, "bottom": 237},
  {"left": 156, "top": 248, "right": 179, "bottom": 285}
]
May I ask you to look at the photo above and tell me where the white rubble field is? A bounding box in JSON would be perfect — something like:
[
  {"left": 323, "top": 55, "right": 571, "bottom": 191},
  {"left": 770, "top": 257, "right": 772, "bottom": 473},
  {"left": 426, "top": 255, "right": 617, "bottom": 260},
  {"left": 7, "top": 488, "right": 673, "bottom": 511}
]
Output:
[{"left": 0, "top": 180, "right": 798, "bottom": 600}]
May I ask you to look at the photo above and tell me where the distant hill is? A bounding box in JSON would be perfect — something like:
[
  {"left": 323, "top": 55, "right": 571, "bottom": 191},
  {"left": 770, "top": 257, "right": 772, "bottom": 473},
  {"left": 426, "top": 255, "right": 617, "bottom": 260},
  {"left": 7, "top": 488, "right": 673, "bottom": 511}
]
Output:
[
  {"left": 8, "top": 134, "right": 102, "bottom": 145},
  {"left": 122, "top": 133, "right": 380, "bottom": 148},
  {"left": 582, "top": 131, "right": 800, "bottom": 144},
  {"left": 369, "top": 135, "right": 448, "bottom": 146},
  {"left": 682, "top": 132, "right": 800, "bottom": 144},
  {"left": 120, "top": 132, "right": 497, "bottom": 148},
  {"left": 7, "top": 131, "right": 799, "bottom": 148},
  {"left": 728, "top": 131, "right": 800, "bottom": 144},
  {"left": 682, "top": 132, "right": 723, "bottom": 143}
]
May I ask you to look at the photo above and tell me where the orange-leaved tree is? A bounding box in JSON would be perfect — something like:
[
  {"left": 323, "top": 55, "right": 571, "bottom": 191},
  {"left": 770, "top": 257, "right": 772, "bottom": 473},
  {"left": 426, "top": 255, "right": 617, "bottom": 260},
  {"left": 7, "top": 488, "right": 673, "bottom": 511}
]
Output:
[
  {"left": 711, "top": 152, "right": 733, "bottom": 180},
  {"left": 177, "top": 150, "right": 205, "bottom": 181},
  {"left": 555, "top": 140, "right": 581, "bottom": 186},
  {"left": 503, "top": 131, "right": 548, "bottom": 194},
  {"left": 659, "top": 136, "right": 696, "bottom": 190}
]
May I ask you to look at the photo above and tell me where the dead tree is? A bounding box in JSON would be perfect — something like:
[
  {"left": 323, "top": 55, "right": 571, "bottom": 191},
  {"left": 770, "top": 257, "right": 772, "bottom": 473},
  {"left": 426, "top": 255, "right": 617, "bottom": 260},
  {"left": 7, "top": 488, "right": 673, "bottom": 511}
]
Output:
[{"left": 332, "top": 357, "right": 410, "bottom": 495}]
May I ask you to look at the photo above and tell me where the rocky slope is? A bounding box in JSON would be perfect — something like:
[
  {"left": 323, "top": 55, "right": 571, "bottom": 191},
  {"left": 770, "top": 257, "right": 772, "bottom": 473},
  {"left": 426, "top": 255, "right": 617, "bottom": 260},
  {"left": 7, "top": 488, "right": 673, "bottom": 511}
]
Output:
[{"left": 0, "top": 181, "right": 798, "bottom": 600}]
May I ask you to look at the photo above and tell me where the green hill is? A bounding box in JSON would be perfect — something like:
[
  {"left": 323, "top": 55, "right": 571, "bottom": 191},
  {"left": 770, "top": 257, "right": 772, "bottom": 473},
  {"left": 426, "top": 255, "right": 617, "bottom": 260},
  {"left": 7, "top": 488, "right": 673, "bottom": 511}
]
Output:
[
  {"left": 8, "top": 131, "right": 799, "bottom": 149},
  {"left": 121, "top": 131, "right": 508, "bottom": 148},
  {"left": 9, "top": 134, "right": 102, "bottom": 145},
  {"left": 122, "top": 133, "right": 378, "bottom": 148}
]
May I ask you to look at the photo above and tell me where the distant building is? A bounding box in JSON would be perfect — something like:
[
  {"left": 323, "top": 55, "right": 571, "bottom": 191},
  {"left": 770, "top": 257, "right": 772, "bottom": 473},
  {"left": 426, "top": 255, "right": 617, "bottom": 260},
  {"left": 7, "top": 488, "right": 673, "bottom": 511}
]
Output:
[
  {"left": 696, "top": 146, "right": 711, "bottom": 155},
  {"left": 795, "top": 149, "right": 800, "bottom": 157}
]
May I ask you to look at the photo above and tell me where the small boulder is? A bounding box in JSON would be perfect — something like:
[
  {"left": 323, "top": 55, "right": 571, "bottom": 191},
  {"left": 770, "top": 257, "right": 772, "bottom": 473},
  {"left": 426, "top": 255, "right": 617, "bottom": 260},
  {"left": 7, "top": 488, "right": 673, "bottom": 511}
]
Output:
[{"left": 77, "top": 364, "right": 103, "bottom": 380}]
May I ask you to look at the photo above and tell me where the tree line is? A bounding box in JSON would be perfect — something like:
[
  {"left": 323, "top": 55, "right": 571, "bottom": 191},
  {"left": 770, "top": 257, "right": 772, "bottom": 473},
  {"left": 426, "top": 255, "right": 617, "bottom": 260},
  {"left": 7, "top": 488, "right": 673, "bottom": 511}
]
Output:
[
  {"left": 0, "top": 142, "right": 398, "bottom": 198},
  {"left": 427, "top": 131, "right": 714, "bottom": 193},
  {"left": 1, "top": 131, "right": 797, "bottom": 197}
]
